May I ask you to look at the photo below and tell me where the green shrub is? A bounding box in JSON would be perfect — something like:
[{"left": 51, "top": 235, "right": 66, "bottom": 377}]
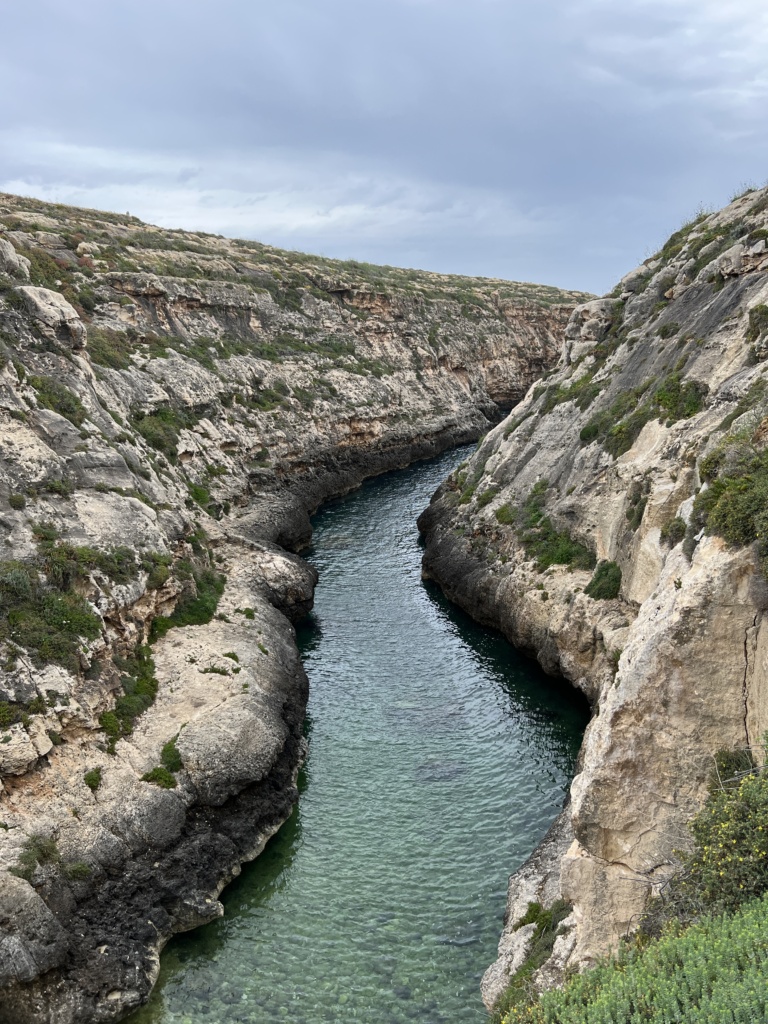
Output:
[
  {"left": 187, "top": 482, "right": 211, "bottom": 508},
  {"left": 495, "top": 503, "right": 516, "bottom": 525},
  {"left": 132, "top": 408, "right": 182, "bottom": 459},
  {"left": 9, "top": 834, "right": 60, "bottom": 881},
  {"left": 28, "top": 375, "right": 86, "bottom": 426},
  {"left": 63, "top": 861, "right": 92, "bottom": 881},
  {"left": 150, "top": 567, "right": 225, "bottom": 640},
  {"left": 504, "top": 895, "right": 768, "bottom": 1024},
  {"left": 655, "top": 372, "right": 707, "bottom": 420},
  {"left": 477, "top": 487, "right": 499, "bottom": 508},
  {"left": 581, "top": 373, "right": 707, "bottom": 457},
  {"left": 0, "top": 554, "right": 103, "bottom": 672},
  {"left": 99, "top": 646, "right": 159, "bottom": 751},
  {"left": 87, "top": 326, "right": 134, "bottom": 369},
  {"left": 538, "top": 371, "right": 607, "bottom": 416},
  {"left": 660, "top": 517, "right": 687, "bottom": 546},
  {"left": 717, "top": 378, "right": 766, "bottom": 432},
  {"left": 0, "top": 702, "right": 19, "bottom": 728},
  {"left": 691, "top": 445, "right": 768, "bottom": 568},
  {"left": 160, "top": 737, "right": 183, "bottom": 773},
  {"left": 141, "top": 765, "right": 177, "bottom": 789},
  {"left": 584, "top": 560, "right": 622, "bottom": 600},
  {"left": 17, "top": 247, "right": 69, "bottom": 290},
  {"left": 657, "top": 764, "right": 768, "bottom": 923},
  {"left": 492, "top": 901, "right": 573, "bottom": 1023},
  {"left": 145, "top": 562, "right": 170, "bottom": 590},
  {"left": 746, "top": 304, "right": 768, "bottom": 344},
  {"left": 8, "top": 493, "right": 25, "bottom": 510},
  {"left": 625, "top": 477, "right": 650, "bottom": 532},
  {"left": 658, "top": 321, "right": 680, "bottom": 339},
  {"left": 83, "top": 767, "right": 102, "bottom": 791},
  {"left": 516, "top": 482, "right": 595, "bottom": 572}
]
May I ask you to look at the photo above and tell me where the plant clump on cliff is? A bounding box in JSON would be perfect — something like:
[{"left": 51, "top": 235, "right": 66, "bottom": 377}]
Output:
[
  {"left": 692, "top": 433, "right": 768, "bottom": 570},
  {"left": 0, "top": 531, "right": 143, "bottom": 675},
  {"left": 516, "top": 482, "right": 595, "bottom": 572},
  {"left": 584, "top": 561, "right": 622, "bottom": 600},
  {"left": 579, "top": 370, "right": 707, "bottom": 458},
  {"left": 99, "top": 645, "right": 159, "bottom": 753}
]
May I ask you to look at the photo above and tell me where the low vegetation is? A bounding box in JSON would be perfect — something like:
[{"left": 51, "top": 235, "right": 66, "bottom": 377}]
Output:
[
  {"left": 580, "top": 371, "right": 707, "bottom": 458},
  {"left": 516, "top": 482, "right": 595, "bottom": 572},
  {"left": 99, "top": 645, "right": 158, "bottom": 753},
  {"left": 491, "top": 900, "right": 573, "bottom": 1023},
  {"left": 692, "top": 438, "right": 768, "bottom": 570},
  {"left": 149, "top": 563, "right": 225, "bottom": 640},
  {"left": 28, "top": 375, "right": 87, "bottom": 426},
  {"left": 584, "top": 561, "right": 622, "bottom": 600},
  {"left": 141, "top": 765, "right": 177, "bottom": 789},
  {"left": 0, "top": 534, "right": 143, "bottom": 672},
  {"left": 500, "top": 753, "right": 768, "bottom": 1024},
  {"left": 83, "top": 767, "right": 102, "bottom": 792},
  {"left": 131, "top": 406, "right": 202, "bottom": 461}
]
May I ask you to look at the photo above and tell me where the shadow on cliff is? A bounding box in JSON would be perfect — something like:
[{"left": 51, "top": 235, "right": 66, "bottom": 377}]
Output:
[{"left": 420, "top": 577, "right": 590, "bottom": 772}]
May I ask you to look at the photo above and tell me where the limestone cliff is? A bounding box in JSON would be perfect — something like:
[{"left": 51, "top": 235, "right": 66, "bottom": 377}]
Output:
[
  {"left": 0, "top": 193, "right": 585, "bottom": 1023},
  {"left": 418, "top": 185, "right": 768, "bottom": 1006}
]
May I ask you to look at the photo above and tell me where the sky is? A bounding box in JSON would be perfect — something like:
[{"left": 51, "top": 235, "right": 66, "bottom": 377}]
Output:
[{"left": 1, "top": 0, "right": 767, "bottom": 295}]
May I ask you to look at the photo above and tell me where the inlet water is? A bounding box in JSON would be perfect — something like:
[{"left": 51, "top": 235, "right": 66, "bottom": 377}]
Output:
[{"left": 129, "top": 447, "right": 588, "bottom": 1024}]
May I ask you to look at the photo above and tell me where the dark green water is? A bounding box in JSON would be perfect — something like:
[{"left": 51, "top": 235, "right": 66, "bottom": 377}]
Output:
[{"left": 130, "top": 447, "right": 588, "bottom": 1024}]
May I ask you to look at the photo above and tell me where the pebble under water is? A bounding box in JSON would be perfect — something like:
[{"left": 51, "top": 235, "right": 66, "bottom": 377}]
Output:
[{"left": 129, "top": 446, "right": 589, "bottom": 1024}]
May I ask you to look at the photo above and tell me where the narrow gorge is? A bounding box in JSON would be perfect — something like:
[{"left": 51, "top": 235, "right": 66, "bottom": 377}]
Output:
[
  {"left": 4, "top": 181, "right": 767, "bottom": 1024},
  {"left": 0, "top": 192, "right": 586, "bottom": 1023}
]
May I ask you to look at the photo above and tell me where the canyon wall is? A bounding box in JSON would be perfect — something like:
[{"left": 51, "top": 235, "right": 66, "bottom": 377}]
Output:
[
  {"left": 418, "top": 186, "right": 768, "bottom": 1005},
  {"left": 0, "top": 193, "right": 585, "bottom": 1023}
]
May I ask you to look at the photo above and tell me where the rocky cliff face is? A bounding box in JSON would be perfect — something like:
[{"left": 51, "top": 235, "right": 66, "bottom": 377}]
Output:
[
  {"left": 0, "top": 192, "right": 585, "bottom": 1023},
  {"left": 418, "top": 185, "right": 768, "bottom": 1005}
]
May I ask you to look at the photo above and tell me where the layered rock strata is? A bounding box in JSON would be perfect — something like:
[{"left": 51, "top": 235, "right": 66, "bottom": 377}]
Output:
[
  {"left": 419, "top": 185, "right": 768, "bottom": 1002},
  {"left": 0, "top": 193, "right": 584, "bottom": 1022}
]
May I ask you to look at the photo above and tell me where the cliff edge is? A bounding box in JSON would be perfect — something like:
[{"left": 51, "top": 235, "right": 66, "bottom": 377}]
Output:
[
  {"left": 419, "top": 185, "right": 768, "bottom": 1003},
  {"left": 0, "top": 193, "right": 585, "bottom": 1022}
]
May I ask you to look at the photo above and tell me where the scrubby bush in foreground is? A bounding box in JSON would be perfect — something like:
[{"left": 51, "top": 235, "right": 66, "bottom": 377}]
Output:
[
  {"left": 500, "top": 758, "right": 768, "bottom": 1024},
  {"left": 503, "top": 895, "right": 768, "bottom": 1024}
]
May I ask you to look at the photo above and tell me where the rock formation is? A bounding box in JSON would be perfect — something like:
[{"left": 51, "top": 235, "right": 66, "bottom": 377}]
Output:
[
  {"left": 0, "top": 192, "right": 585, "bottom": 1022},
  {"left": 418, "top": 185, "right": 768, "bottom": 1005}
]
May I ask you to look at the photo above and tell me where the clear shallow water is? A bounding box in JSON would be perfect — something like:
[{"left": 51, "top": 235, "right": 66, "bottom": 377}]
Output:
[{"left": 129, "top": 448, "right": 588, "bottom": 1024}]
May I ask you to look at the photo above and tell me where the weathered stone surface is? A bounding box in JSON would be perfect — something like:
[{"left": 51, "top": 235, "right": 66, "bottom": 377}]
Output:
[
  {"left": 481, "top": 810, "right": 574, "bottom": 1009},
  {"left": 0, "top": 238, "right": 30, "bottom": 281},
  {"left": 420, "top": 184, "right": 768, "bottom": 984},
  {"left": 0, "top": 192, "right": 583, "bottom": 1023},
  {"left": 15, "top": 287, "right": 86, "bottom": 349}
]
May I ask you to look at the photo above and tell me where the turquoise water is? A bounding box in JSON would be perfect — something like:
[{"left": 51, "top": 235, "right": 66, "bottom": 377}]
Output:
[{"left": 129, "top": 448, "right": 588, "bottom": 1024}]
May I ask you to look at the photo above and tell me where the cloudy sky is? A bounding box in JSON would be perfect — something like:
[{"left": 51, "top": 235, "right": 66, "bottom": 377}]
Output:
[{"left": 1, "top": 0, "right": 767, "bottom": 294}]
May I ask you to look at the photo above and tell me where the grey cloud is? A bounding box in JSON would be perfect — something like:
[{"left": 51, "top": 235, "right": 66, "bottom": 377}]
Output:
[{"left": 1, "top": 0, "right": 767, "bottom": 292}]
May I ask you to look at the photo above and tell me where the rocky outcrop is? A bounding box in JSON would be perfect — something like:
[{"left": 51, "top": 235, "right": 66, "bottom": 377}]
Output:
[
  {"left": 419, "top": 185, "right": 768, "bottom": 1001},
  {"left": 0, "top": 193, "right": 585, "bottom": 1022}
]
